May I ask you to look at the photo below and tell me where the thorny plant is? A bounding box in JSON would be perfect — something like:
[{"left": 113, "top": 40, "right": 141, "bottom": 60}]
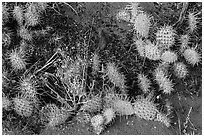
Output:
[{"left": 2, "top": 2, "right": 202, "bottom": 135}]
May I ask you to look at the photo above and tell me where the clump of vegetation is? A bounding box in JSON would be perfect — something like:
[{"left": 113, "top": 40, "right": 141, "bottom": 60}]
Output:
[{"left": 2, "top": 2, "right": 202, "bottom": 135}]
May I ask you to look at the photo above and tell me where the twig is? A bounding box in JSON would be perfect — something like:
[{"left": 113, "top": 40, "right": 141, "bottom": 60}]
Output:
[
  {"left": 183, "top": 107, "right": 193, "bottom": 134},
  {"left": 173, "top": 2, "right": 189, "bottom": 28},
  {"left": 63, "top": 2, "right": 78, "bottom": 16},
  {"left": 189, "top": 119, "right": 197, "bottom": 130},
  {"left": 45, "top": 82, "right": 75, "bottom": 112},
  {"left": 51, "top": 3, "right": 62, "bottom": 15},
  {"left": 34, "top": 51, "right": 59, "bottom": 75},
  {"left": 142, "top": 56, "right": 146, "bottom": 67},
  {"left": 175, "top": 110, "right": 182, "bottom": 135},
  {"left": 177, "top": 92, "right": 185, "bottom": 113}
]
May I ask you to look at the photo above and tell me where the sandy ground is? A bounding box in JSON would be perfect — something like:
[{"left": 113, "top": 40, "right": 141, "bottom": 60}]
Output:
[{"left": 41, "top": 115, "right": 176, "bottom": 135}]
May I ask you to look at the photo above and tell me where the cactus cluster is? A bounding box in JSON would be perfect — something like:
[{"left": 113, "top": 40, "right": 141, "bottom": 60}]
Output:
[{"left": 2, "top": 2, "right": 201, "bottom": 135}]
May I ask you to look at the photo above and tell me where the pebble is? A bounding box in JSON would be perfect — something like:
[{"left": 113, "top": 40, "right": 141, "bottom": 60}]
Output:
[{"left": 126, "top": 120, "right": 134, "bottom": 126}]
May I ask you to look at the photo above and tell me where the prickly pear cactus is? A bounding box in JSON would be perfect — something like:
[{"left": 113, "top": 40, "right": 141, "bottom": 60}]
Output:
[
  {"left": 133, "top": 98, "right": 158, "bottom": 121},
  {"left": 2, "top": 95, "right": 11, "bottom": 111},
  {"left": 173, "top": 62, "right": 188, "bottom": 78},
  {"left": 144, "top": 40, "right": 161, "bottom": 60},
  {"left": 40, "top": 103, "right": 70, "bottom": 127},
  {"left": 183, "top": 47, "right": 200, "bottom": 66},
  {"left": 156, "top": 26, "right": 176, "bottom": 50},
  {"left": 103, "top": 108, "right": 116, "bottom": 125},
  {"left": 91, "top": 114, "right": 104, "bottom": 134},
  {"left": 80, "top": 94, "right": 102, "bottom": 113},
  {"left": 105, "top": 93, "right": 134, "bottom": 116},
  {"left": 13, "top": 97, "right": 33, "bottom": 117},
  {"left": 19, "top": 77, "right": 38, "bottom": 103},
  {"left": 160, "top": 50, "right": 178, "bottom": 63},
  {"left": 132, "top": 12, "right": 152, "bottom": 38},
  {"left": 2, "top": 2, "right": 202, "bottom": 135},
  {"left": 76, "top": 111, "right": 91, "bottom": 125},
  {"left": 155, "top": 112, "right": 171, "bottom": 127}
]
